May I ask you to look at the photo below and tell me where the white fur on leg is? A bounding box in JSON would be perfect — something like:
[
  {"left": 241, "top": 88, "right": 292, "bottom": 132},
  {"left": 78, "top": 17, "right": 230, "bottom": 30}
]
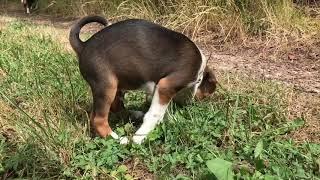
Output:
[
  {"left": 120, "top": 137, "right": 129, "bottom": 144},
  {"left": 110, "top": 131, "right": 119, "bottom": 139},
  {"left": 26, "top": 7, "right": 30, "bottom": 14},
  {"left": 132, "top": 86, "right": 169, "bottom": 144}
]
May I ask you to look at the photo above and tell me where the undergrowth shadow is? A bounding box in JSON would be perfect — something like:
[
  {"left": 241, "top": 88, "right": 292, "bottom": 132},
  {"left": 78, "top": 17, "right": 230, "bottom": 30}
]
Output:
[{"left": 0, "top": 137, "right": 63, "bottom": 179}]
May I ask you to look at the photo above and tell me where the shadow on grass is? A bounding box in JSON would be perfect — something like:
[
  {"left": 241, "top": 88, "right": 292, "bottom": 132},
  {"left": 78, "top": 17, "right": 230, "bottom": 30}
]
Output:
[{"left": 1, "top": 137, "right": 63, "bottom": 179}]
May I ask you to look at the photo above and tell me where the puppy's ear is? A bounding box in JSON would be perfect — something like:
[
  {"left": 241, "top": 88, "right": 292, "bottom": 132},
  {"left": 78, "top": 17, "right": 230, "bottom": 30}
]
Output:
[
  {"left": 202, "top": 67, "right": 217, "bottom": 93},
  {"left": 195, "top": 66, "right": 217, "bottom": 100},
  {"left": 208, "top": 68, "right": 217, "bottom": 82}
]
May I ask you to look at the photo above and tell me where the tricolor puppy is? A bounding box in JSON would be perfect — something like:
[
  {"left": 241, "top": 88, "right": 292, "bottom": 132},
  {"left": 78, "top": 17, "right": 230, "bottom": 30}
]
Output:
[{"left": 69, "top": 16, "right": 217, "bottom": 144}]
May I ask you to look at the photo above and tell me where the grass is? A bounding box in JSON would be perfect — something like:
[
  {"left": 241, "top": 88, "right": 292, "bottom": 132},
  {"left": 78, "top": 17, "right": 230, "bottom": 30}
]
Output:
[{"left": 0, "top": 20, "right": 319, "bottom": 179}]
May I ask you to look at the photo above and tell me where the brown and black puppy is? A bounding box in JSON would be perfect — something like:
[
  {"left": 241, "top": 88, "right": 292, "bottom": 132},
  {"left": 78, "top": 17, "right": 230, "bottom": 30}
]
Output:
[
  {"left": 69, "top": 15, "right": 217, "bottom": 144},
  {"left": 21, "top": 0, "right": 35, "bottom": 14}
]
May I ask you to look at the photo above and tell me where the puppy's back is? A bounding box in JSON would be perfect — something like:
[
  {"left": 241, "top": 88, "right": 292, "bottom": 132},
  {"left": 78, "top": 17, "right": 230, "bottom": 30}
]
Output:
[{"left": 80, "top": 19, "right": 202, "bottom": 88}]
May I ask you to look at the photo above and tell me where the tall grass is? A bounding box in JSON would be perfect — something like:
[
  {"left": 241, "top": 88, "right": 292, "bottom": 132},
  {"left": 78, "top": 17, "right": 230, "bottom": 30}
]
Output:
[
  {"left": 36, "top": 0, "right": 320, "bottom": 43},
  {"left": 0, "top": 21, "right": 319, "bottom": 179}
]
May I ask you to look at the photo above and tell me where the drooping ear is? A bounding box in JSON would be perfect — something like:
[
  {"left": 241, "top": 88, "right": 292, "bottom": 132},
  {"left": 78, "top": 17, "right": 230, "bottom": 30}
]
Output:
[
  {"left": 195, "top": 67, "right": 217, "bottom": 100},
  {"left": 202, "top": 67, "right": 217, "bottom": 93},
  {"left": 207, "top": 67, "right": 217, "bottom": 81}
]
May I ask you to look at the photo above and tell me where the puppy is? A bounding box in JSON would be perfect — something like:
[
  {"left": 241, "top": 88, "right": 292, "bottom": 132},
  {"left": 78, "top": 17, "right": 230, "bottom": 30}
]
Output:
[
  {"left": 69, "top": 16, "right": 217, "bottom": 144},
  {"left": 21, "top": 0, "right": 35, "bottom": 14}
]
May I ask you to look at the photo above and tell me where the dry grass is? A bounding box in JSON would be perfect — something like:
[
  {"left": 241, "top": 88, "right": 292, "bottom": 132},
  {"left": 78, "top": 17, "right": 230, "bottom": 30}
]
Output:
[
  {"left": 288, "top": 92, "right": 320, "bottom": 143},
  {"left": 2, "top": 0, "right": 320, "bottom": 55},
  {"left": 34, "top": 0, "right": 320, "bottom": 46}
]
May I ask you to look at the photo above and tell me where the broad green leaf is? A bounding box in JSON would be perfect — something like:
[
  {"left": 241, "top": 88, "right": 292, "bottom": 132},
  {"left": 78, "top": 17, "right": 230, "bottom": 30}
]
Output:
[
  {"left": 254, "top": 140, "right": 264, "bottom": 158},
  {"left": 255, "top": 159, "right": 265, "bottom": 170},
  {"left": 206, "top": 158, "right": 234, "bottom": 180},
  {"left": 264, "top": 174, "right": 279, "bottom": 180}
]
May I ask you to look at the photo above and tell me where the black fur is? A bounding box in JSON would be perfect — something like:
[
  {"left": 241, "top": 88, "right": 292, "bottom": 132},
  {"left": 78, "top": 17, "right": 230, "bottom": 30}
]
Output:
[
  {"left": 69, "top": 16, "right": 202, "bottom": 91},
  {"left": 21, "top": 0, "right": 36, "bottom": 14}
]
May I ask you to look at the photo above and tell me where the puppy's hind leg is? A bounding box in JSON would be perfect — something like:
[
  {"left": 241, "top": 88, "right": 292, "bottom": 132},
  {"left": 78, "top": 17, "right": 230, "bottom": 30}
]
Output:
[
  {"left": 110, "top": 90, "right": 125, "bottom": 113},
  {"left": 90, "top": 77, "right": 120, "bottom": 140}
]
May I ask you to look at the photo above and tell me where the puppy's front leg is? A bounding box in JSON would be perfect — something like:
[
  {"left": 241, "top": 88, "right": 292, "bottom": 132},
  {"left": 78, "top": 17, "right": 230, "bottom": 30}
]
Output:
[
  {"left": 131, "top": 87, "right": 168, "bottom": 144},
  {"left": 133, "top": 76, "right": 181, "bottom": 144}
]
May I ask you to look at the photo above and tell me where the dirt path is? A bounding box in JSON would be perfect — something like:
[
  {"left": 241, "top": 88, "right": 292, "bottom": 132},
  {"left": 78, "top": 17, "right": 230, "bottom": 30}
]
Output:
[
  {"left": 208, "top": 50, "right": 320, "bottom": 93},
  {"left": 1, "top": 2, "right": 319, "bottom": 142}
]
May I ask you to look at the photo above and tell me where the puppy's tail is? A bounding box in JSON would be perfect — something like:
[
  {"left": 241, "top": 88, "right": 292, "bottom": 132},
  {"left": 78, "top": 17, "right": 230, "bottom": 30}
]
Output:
[{"left": 69, "top": 15, "right": 108, "bottom": 56}]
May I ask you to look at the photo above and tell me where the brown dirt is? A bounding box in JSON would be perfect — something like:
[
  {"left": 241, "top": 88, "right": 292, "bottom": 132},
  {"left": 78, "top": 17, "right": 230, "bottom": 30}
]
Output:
[
  {"left": 1, "top": 1, "right": 319, "bottom": 143},
  {"left": 123, "top": 158, "right": 155, "bottom": 179}
]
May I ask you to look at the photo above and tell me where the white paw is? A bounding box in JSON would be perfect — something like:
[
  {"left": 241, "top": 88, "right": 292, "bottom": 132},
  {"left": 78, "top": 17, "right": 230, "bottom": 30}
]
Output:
[
  {"left": 132, "top": 135, "right": 146, "bottom": 144},
  {"left": 110, "top": 131, "right": 119, "bottom": 139},
  {"left": 119, "top": 137, "right": 129, "bottom": 145}
]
